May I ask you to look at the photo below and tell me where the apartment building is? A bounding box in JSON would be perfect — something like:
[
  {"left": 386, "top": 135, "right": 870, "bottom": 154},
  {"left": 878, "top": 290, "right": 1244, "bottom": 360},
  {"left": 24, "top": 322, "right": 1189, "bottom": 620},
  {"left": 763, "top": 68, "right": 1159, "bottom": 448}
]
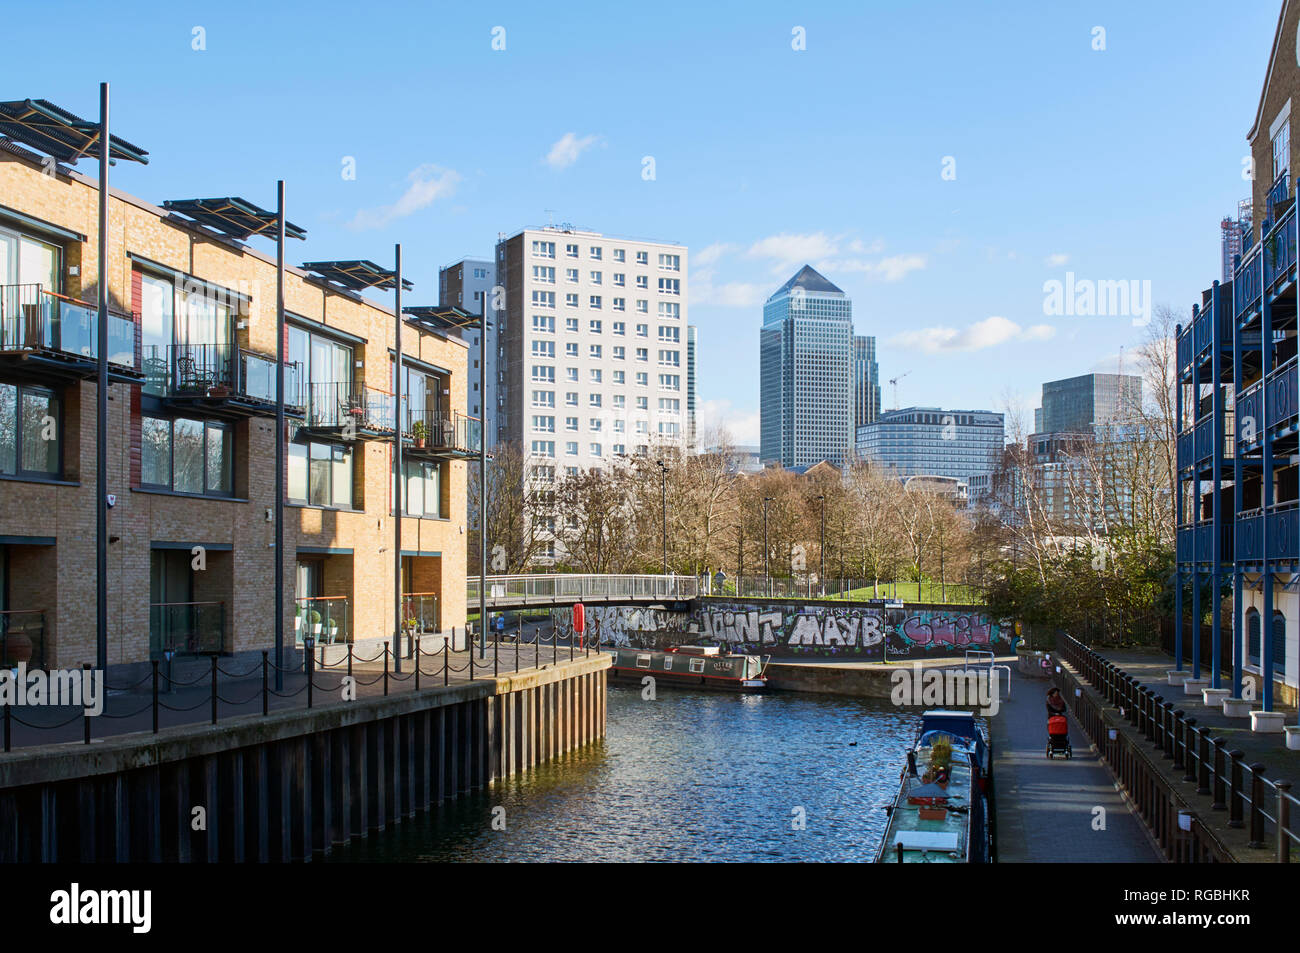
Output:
[
  {"left": 439, "top": 257, "right": 499, "bottom": 448},
  {"left": 0, "top": 103, "right": 471, "bottom": 677},
  {"left": 1175, "top": 0, "right": 1300, "bottom": 720},
  {"left": 495, "top": 226, "right": 691, "bottom": 472}
]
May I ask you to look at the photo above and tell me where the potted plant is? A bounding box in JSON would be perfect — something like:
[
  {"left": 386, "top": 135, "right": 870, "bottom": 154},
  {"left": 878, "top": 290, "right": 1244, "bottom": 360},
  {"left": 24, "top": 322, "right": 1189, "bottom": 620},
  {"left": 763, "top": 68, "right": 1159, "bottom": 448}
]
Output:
[
  {"left": 310, "top": 608, "right": 323, "bottom": 640},
  {"left": 411, "top": 419, "right": 428, "bottom": 448}
]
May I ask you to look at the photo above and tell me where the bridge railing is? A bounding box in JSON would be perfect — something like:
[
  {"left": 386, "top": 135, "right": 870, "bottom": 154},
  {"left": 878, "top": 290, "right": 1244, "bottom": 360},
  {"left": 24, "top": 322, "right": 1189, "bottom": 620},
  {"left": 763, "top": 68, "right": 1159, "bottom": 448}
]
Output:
[{"left": 468, "top": 573, "right": 698, "bottom": 607}]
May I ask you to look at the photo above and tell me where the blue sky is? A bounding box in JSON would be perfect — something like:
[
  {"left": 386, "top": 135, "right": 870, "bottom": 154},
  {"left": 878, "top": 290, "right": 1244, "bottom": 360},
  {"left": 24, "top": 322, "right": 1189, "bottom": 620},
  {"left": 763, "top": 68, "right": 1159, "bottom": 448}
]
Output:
[{"left": 8, "top": 0, "right": 1281, "bottom": 443}]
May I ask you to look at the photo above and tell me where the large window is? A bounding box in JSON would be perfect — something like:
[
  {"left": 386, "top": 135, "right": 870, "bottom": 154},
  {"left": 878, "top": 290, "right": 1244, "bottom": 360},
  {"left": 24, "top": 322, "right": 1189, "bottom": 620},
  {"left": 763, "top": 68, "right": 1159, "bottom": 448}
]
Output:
[
  {"left": 400, "top": 460, "right": 444, "bottom": 518},
  {"left": 0, "top": 383, "right": 59, "bottom": 478},
  {"left": 140, "top": 271, "right": 234, "bottom": 396},
  {"left": 289, "top": 439, "right": 353, "bottom": 507},
  {"left": 141, "top": 415, "right": 232, "bottom": 496},
  {"left": 0, "top": 226, "right": 60, "bottom": 290}
]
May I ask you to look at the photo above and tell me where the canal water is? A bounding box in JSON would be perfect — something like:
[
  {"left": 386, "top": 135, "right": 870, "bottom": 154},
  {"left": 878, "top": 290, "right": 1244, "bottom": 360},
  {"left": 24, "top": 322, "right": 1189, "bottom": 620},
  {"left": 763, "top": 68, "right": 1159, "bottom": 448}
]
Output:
[{"left": 331, "top": 684, "right": 920, "bottom": 862}]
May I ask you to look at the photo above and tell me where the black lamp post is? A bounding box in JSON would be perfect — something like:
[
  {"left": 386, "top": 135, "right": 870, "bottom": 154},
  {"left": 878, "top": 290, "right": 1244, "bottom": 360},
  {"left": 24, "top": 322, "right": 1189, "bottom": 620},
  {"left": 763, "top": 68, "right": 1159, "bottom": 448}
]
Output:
[
  {"left": 762, "top": 496, "right": 773, "bottom": 597},
  {"left": 657, "top": 459, "right": 669, "bottom": 575}
]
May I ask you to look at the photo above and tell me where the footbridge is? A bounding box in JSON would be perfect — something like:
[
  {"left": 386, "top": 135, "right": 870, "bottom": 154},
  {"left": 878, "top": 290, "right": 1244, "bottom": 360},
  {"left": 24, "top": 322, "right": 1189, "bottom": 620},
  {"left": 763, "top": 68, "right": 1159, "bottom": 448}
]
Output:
[{"left": 468, "top": 573, "right": 698, "bottom": 610}]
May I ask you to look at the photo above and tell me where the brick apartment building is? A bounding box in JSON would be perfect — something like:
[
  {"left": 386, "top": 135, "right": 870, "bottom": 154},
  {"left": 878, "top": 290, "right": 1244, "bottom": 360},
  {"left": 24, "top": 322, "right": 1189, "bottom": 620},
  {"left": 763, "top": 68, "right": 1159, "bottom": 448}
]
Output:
[{"left": 0, "top": 112, "right": 471, "bottom": 675}]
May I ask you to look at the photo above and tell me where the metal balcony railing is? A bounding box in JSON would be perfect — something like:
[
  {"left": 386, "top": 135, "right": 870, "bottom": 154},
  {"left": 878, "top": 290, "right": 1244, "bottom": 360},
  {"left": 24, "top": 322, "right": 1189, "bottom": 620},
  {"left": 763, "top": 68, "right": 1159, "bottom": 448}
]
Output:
[
  {"left": 406, "top": 408, "right": 481, "bottom": 455},
  {"left": 1235, "top": 502, "right": 1300, "bottom": 562},
  {"left": 0, "top": 283, "right": 137, "bottom": 369},
  {"left": 0, "top": 609, "right": 46, "bottom": 669},
  {"left": 143, "top": 343, "right": 303, "bottom": 408},
  {"left": 1234, "top": 246, "right": 1263, "bottom": 318},
  {"left": 1265, "top": 202, "right": 1297, "bottom": 291},
  {"left": 295, "top": 596, "right": 351, "bottom": 645},
  {"left": 149, "top": 601, "right": 228, "bottom": 656},
  {"left": 468, "top": 573, "right": 699, "bottom": 607}
]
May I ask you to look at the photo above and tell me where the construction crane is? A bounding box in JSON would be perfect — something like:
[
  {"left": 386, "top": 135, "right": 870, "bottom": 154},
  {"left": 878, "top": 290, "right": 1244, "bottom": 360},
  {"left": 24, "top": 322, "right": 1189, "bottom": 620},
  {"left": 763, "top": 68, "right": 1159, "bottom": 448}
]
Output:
[{"left": 888, "top": 370, "right": 912, "bottom": 411}]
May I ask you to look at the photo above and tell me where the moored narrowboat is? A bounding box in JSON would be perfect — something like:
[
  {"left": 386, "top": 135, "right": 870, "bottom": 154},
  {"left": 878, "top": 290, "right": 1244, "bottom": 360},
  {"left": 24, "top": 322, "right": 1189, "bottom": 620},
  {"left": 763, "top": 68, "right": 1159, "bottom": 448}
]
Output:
[
  {"left": 605, "top": 645, "right": 769, "bottom": 692},
  {"left": 875, "top": 709, "right": 992, "bottom": 863}
]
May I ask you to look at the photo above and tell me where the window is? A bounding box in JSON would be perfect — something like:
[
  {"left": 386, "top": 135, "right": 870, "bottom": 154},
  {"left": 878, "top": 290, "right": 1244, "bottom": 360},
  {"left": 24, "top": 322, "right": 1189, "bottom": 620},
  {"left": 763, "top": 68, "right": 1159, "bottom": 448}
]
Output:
[
  {"left": 565, "top": 467, "right": 579, "bottom": 477},
  {"left": 590, "top": 246, "right": 602, "bottom": 260},
  {"left": 613, "top": 395, "right": 626, "bottom": 409},
  {"left": 613, "top": 370, "right": 626, "bottom": 385},
  {"left": 565, "top": 243, "right": 579, "bottom": 258},
  {"left": 400, "top": 460, "right": 444, "bottom": 518},
  {"left": 659, "top": 374, "right": 680, "bottom": 390},
  {"left": 635, "top": 420, "right": 647, "bottom": 434},
  {"left": 589, "top": 319, "right": 603, "bottom": 334},
  {"left": 658, "top": 349, "right": 680, "bottom": 366},
  {"left": 659, "top": 302, "right": 680, "bottom": 320},
  {"left": 589, "top": 393, "right": 602, "bottom": 407},
  {"left": 1248, "top": 609, "right": 1261, "bottom": 666},
  {"left": 658, "top": 253, "right": 681, "bottom": 271},
  {"left": 636, "top": 347, "right": 648, "bottom": 362},
  {"left": 565, "top": 293, "right": 579, "bottom": 308},
  {"left": 1274, "top": 121, "right": 1290, "bottom": 182},
  {"left": 659, "top": 398, "right": 680, "bottom": 413},
  {"left": 636, "top": 373, "right": 648, "bottom": 387},
  {"left": 613, "top": 248, "right": 625, "bottom": 262},
  {"left": 565, "top": 342, "right": 579, "bottom": 358},
  {"left": 531, "top": 365, "right": 555, "bottom": 382},
  {"left": 473, "top": 267, "right": 489, "bottom": 279},
  {"left": 658, "top": 278, "right": 680, "bottom": 295},
  {"left": 591, "top": 271, "right": 602, "bottom": 285},
  {"left": 532, "top": 415, "right": 555, "bottom": 432},
  {"left": 565, "top": 392, "right": 579, "bottom": 406},
  {"left": 589, "top": 295, "right": 602, "bottom": 309},
  {"left": 590, "top": 345, "right": 602, "bottom": 359},
  {"left": 658, "top": 325, "right": 680, "bottom": 341},
  {"left": 531, "top": 390, "right": 555, "bottom": 408},
  {"left": 590, "top": 369, "right": 602, "bottom": 383},
  {"left": 535, "top": 465, "right": 555, "bottom": 481},
  {"left": 144, "top": 415, "right": 233, "bottom": 497},
  {"left": 532, "top": 314, "right": 555, "bottom": 333},
  {"left": 636, "top": 323, "right": 649, "bottom": 337},
  {"left": 636, "top": 251, "right": 648, "bottom": 265},
  {"left": 636, "top": 300, "right": 648, "bottom": 313},
  {"left": 613, "top": 321, "right": 626, "bottom": 335},
  {"left": 532, "top": 240, "right": 555, "bottom": 258},
  {"left": 590, "top": 418, "right": 602, "bottom": 432},
  {"left": 565, "top": 317, "right": 579, "bottom": 332},
  {"left": 565, "top": 416, "right": 579, "bottom": 431},
  {"left": 532, "top": 440, "right": 555, "bottom": 457},
  {"left": 287, "top": 439, "right": 351, "bottom": 507},
  {"left": 566, "top": 441, "right": 579, "bottom": 456},
  {"left": 636, "top": 396, "right": 648, "bottom": 409},
  {"left": 658, "top": 421, "right": 680, "bottom": 437},
  {"left": 612, "top": 297, "right": 626, "bottom": 311},
  {"left": 566, "top": 367, "right": 579, "bottom": 382},
  {"left": 636, "top": 275, "right": 648, "bottom": 289},
  {"left": 613, "top": 443, "right": 626, "bottom": 455},
  {"left": 565, "top": 268, "right": 579, "bottom": 283},
  {"left": 0, "top": 383, "right": 59, "bottom": 479},
  {"left": 614, "top": 419, "right": 625, "bottom": 433},
  {"left": 590, "top": 443, "right": 602, "bottom": 457},
  {"left": 532, "top": 265, "right": 555, "bottom": 283},
  {"left": 532, "top": 340, "right": 555, "bottom": 358},
  {"left": 531, "top": 290, "right": 555, "bottom": 309},
  {"left": 613, "top": 273, "right": 626, "bottom": 287},
  {"left": 613, "top": 346, "right": 626, "bottom": 360}
]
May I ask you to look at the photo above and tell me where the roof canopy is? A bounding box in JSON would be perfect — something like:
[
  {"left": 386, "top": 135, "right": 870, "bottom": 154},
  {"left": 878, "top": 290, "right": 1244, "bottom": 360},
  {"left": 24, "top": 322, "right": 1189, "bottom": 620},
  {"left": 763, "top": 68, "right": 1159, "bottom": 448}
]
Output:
[
  {"left": 162, "top": 197, "right": 306, "bottom": 242},
  {"left": 300, "top": 260, "right": 412, "bottom": 292},
  {"left": 402, "top": 305, "right": 483, "bottom": 332},
  {"left": 0, "top": 99, "right": 148, "bottom": 165}
]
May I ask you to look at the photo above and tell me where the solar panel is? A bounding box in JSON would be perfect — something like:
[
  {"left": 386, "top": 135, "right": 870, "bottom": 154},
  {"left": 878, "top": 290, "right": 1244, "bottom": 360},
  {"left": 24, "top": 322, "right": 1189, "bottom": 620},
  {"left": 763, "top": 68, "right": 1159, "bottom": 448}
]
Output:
[
  {"left": 0, "top": 99, "right": 148, "bottom": 164},
  {"left": 300, "top": 260, "right": 412, "bottom": 292},
  {"left": 402, "top": 305, "right": 483, "bottom": 332},
  {"left": 162, "top": 197, "right": 306, "bottom": 242}
]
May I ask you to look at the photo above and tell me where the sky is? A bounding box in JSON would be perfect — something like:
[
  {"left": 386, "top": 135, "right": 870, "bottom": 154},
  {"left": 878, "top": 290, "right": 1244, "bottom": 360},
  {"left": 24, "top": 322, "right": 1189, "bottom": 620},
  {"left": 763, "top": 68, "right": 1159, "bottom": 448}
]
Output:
[{"left": 7, "top": 0, "right": 1282, "bottom": 444}]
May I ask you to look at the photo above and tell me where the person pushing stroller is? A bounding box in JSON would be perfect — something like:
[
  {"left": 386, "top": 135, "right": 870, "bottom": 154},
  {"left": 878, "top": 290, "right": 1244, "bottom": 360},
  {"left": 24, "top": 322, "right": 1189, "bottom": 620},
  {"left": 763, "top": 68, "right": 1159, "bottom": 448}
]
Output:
[{"left": 1045, "top": 686, "right": 1071, "bottom": 758}]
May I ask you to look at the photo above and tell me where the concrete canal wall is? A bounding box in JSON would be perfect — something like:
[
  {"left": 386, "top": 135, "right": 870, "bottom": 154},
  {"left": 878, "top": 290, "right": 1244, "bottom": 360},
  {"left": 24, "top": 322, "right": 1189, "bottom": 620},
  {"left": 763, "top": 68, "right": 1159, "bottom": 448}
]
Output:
[
  {"left": 550, "top": 598, "right": 1010, "bottom": 660},
  {"left": 0, "top": 655, "right": 608, "bottom": 862}
]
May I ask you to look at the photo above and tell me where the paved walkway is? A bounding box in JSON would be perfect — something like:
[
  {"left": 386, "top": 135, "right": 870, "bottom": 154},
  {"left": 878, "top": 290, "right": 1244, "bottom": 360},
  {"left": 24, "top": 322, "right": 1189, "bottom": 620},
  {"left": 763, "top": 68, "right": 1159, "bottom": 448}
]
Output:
[{"left": 991, "top": 664, "right": 1161, "bottom": 862}]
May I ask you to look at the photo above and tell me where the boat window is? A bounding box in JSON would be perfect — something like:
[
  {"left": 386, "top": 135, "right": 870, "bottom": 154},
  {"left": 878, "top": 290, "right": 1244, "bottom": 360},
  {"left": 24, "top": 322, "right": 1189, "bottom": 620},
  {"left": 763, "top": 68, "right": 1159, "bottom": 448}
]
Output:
[
  {"left": 663, "top": 656, "right": 673, "bottom": 670},
  {"left": 636, "top": 654, "right": 651, "bottom": 669},
  {"left": 689, "top": 658, "right": 705, "bottom": 674}
]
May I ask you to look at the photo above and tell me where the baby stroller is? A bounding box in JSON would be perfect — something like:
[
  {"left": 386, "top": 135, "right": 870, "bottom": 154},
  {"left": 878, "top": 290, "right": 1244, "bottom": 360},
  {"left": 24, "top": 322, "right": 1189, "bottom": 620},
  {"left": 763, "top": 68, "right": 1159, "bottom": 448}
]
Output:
[{"left": 1045, "top": 714, "right": 1072, "bottom": 759}]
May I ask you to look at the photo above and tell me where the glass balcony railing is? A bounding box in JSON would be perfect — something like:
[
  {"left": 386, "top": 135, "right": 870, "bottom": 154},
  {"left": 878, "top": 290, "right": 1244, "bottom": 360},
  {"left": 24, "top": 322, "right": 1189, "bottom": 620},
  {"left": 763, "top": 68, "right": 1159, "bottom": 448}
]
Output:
[
  {"left": 302, "top": 381, "right": 394, "bottom": 431},
  {"left": 0, "top": 283, "right": 137, "bottom": 369},
  {"left": 402, "top": 593, "right": 440, "bottom": 635},
  {"left": 149, "top": 601, "right": 228, "bottom": 656},
  {"left": 294, "top": 596, "right": 351, "bottom": 645}
]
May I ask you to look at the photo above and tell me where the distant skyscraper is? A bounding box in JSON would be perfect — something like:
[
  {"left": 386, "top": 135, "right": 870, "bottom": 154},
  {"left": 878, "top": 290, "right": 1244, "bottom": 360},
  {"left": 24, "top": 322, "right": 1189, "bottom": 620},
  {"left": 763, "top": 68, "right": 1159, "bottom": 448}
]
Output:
[
  {"left": 852, "top": 334, "right": 881, "bottom": 433},
  {"left": 687, "top": 325, "right": 698, "bottom": 446},
  {"left": 439, "top": 257, "right": 498, "bottom": 447},
  {"left": 1221, "top": 199, "right": 1252, "bottom": 284},
  {"left": 1036, "top": 372, "right": 1143, "bottom": 435},
  {"left": 760, "top": 265, "right": 854, "bottom": 468}
]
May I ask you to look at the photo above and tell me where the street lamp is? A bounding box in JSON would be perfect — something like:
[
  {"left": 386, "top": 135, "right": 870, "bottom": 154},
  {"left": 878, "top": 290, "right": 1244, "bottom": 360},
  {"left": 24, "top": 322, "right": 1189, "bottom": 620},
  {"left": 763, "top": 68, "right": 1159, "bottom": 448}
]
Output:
[
  {"left": 657, "top": 459, "right": 669, "bottom": 576},
  {"left": 762, "top": 497, "right": 773, "bottom": 597},
  {"left": 816, "top": 494, "right": 826, "bottom": 597}
]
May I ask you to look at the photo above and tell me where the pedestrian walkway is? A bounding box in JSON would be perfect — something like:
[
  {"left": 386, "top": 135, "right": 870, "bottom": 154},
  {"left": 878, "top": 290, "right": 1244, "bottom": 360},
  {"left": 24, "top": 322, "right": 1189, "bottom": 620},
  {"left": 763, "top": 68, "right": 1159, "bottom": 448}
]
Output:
[{"left": 990, "top": 664, "right": 1161, "bottom": 862}]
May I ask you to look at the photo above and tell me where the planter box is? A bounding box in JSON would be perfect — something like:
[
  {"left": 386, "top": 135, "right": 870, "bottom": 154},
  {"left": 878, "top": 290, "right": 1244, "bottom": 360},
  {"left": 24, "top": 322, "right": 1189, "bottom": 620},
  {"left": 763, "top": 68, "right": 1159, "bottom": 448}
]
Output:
[
  {"left": 1251, "top": 710, "right": 1286, "bottom": 733},
  {"left": 1182, "top": 678, "right": 1208, "bottom": 696},
  {"left": 1167, "top": 670, "right": 1189, "bottom": 686},
  {"left": 1202, "top": 688, "right": 1230, "bottom": 707},
  {"left": 1222, "top": 697, "right": 1253, "bottom": 718},
  {"left": 1286, "top": 726, "right": 1300, "bottom": 751}
]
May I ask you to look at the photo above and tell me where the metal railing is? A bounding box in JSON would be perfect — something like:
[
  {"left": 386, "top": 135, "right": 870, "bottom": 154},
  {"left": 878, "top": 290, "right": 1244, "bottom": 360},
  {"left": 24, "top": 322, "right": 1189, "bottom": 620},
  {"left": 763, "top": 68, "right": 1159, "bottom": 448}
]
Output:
[
  {"left": 710, "top": 575, "right": 982, "bottom": 604},
  {"left": 302, "top": 381, "right": 393, "bottom": 431},
  {"left": 405, "top": 408, "right": 481, "bottom": 455},
  {"left": 294, "top": 596, "right": 351, "bottom": 646},
  {"left": 468, "top": 573, "right": 699, "bottom": 607},
  {"left": 1057, "top": 631, "right": 1298, "bottom": 862},
  {"left": 142, "top": 343, "right": 303, "bottom": 407},
  {"left": 0, "top": 610, "right": 46, "bottom": 669},
  {"left": 149, "top": 601, "right": 228, "bottom": 656},
  {"left": 403, "top": 593, "right": 439, "bottom": 634},
  {"left": 0, "top": 283, "right": 137, "bottom": 368}
]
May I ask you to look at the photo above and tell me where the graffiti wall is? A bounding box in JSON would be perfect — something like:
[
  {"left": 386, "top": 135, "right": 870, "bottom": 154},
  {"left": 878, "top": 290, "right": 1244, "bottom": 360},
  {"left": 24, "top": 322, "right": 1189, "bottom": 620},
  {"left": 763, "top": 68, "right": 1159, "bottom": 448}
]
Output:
[{"left": 549, "top": 600, "right": 1011, "bottom": 659}]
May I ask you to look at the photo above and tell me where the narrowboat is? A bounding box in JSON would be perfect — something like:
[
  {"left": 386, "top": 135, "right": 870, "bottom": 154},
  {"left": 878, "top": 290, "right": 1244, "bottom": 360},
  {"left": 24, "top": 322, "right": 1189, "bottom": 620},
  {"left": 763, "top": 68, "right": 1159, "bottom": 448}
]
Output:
[
  {"left": 604, "top": 645, "right": 769, "bottom": 692},
  {"left": 875, "top": 709, "right": 992, "bottom": 863}
]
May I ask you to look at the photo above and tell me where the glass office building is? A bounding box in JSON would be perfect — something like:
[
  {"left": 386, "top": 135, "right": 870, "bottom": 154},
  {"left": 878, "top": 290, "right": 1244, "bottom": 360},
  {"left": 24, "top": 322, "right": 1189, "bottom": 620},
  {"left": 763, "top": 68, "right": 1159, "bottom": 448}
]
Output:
[
  {"left": 855, "top": 407, "right": 1005, "bottom": 493},
  {"left": 759, "top": 265, "right": 854, "bottom": 467},
  {"left": 1037, "top": 373, "right": 1142, "bottom": 435}
]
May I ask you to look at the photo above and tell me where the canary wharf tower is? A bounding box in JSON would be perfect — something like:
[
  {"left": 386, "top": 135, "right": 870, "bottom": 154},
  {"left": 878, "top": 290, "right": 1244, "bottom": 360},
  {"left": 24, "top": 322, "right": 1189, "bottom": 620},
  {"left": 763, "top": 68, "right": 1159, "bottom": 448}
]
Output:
[{"left": 759, "top": 265, "right": 854, "bottom": 467}]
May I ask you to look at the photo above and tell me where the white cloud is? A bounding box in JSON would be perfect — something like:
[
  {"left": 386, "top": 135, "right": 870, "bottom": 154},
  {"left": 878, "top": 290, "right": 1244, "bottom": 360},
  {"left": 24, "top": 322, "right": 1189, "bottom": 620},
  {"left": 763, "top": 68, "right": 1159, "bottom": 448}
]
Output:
[
  {"left": 889, "top": 316, "right": 1054, "bottom": 354},
  {"left": 697, "top": 398, "right": 760, "bottom": 445},
  {"left": 825, "top": 253, "right": 928, "bottom": 282},
  {"left": 694, "top": 242, "right": 734, "bottom": 267},
  {"left": 691, "top": 277, "right": 768, "bottom": 308},
  {"left": 545, "top": 132, "right": 602, "bottom": 170},
  {"left": 746, "top": 232, "right": 840, "bottom": 269},
  {"left": 348, "top": 164, "right": 460, "bottom": 230},
  {"left": 1046, "top": 253, "right": 1069, "bottom": 267}
]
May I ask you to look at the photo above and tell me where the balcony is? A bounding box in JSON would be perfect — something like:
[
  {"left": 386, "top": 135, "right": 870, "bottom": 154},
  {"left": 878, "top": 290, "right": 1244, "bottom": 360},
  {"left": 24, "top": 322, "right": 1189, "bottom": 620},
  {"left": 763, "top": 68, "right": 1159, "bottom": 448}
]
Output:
[
  {"left": 144, "top": 343, "right": 303, "bottom": 416},
  {"left": 1235, "top": 503, "right": 1300, "bottom": 563},
  {"left": 1236, "top": 358, "right": 1298, "bottom": 447},
  {"left": 0, "top": 609, "right": 46, "bottom": 669},
  {"left": 1264, "top": 202, "right": 1297, "bottom": 297},
  {"left": 294, "top": 596, "right": 351, "bottom": 646},
  {"left": 1177, "top": 324, "right": 1194, "bottom": 370},
  {"left": 405, "top": 408, "right": 481, "bottom": 459},
  {"left": 300, "top": 381, "right": 394, "bottom": 434},
  {"left": 0, "top": 284, "right": 139, "bottom": 381},
  {"left": 1235, "top": 246, "right": 1263, "bottom": 320},
  {"left": 1193, "top": 413, "right": 1215, "bottom": 463},
  {"left": 1176, "top": 521, "right": 1233, "bottom": 565},
  {"left": 149, "top": 601, "right": 228, "bottom": 657},
  {"left": 1177, "top": 429, "right": 1194, "bottom": 470}
]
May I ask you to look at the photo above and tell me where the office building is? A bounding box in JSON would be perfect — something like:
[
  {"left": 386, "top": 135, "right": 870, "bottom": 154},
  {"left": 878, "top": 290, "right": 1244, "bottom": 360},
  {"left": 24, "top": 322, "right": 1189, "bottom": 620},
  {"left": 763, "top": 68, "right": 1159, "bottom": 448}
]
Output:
[
  {"left": 853, "top": 334, "right": 881, "bottom": 431},
  {"left": 855, "top": 407, "right": 1005, "bottom": 493},
  {"left": 1036, "top": 372, "right": 1143, "bottom": 436}
]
